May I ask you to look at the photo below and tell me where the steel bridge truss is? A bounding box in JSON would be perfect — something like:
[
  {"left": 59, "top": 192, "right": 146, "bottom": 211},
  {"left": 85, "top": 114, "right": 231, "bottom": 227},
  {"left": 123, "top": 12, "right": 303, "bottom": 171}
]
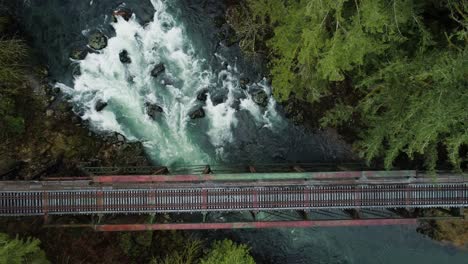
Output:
[{"left": 1, "top": 168, "right": 467, "bottom": 230}]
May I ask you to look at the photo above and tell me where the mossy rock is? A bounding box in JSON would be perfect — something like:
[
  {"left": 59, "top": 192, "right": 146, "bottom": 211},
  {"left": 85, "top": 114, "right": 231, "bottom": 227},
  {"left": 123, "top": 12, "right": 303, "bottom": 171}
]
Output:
[{"left": 88, "top": 32, "right": 108, "bottom": 50}]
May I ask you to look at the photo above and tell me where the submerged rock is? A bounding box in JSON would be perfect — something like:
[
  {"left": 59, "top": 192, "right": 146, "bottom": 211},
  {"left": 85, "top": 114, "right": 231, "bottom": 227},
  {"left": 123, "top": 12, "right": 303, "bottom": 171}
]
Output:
[
  {"left": 211, "top": 93, "right": 227, "bottom": 106},
  {"left": 151, "top": 63, "right": 165, "bottom": 77},
  {"left": 145, "top": 102, "right": 163, "bottom": 120},
  {"left": 72, "top": 65, "right": 81, "bottom": 77},
  {"left": 213, "top": 16, "right": 226, "bottom": 28},
  {"left": 95, "top": 100, "right": 108, "bottom": 112},
  {"left": 189, "top": 108, "right": 205, "bottom": 119},
  {"left": 253, "top": 90, "right": 269, "bottom": 107},
  {"left": 119, "top": 50, "right": 132, "bottom": 64},
  {"left": 196, "top": 89, "right": 209, "bottom": 102},
  {"left": 88, "top": 32, "right": 108, "bottom": 50}
]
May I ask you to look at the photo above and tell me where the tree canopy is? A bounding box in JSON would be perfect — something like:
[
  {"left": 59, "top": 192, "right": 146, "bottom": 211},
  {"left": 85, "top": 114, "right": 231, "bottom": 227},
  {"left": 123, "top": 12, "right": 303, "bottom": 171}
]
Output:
[
  {"left": 201, "top": 239, "right": 255, "bottom": 264},
  {"left": 235, "top": 0, "right": 467, "bottom": 170},
  {"left": 0, "top": 233, "right": 49, "bottom": 264},
  {"left": 0, "top": 15, "right": 28, "bottom": 139}
]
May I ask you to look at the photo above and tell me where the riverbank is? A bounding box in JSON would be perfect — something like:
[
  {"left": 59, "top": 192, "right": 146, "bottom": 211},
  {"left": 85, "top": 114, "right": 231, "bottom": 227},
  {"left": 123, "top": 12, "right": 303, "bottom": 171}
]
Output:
[{"left": 0, "top": 12, "right": 150, "bottom": 180}]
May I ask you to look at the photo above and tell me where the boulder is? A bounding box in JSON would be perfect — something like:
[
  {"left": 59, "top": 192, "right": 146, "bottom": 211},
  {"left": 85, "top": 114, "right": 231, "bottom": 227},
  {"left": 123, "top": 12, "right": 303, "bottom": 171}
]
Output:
[
  {"left": 119, "top": 50, "right": 132, "bottom": 64},
  {"left": 239, "top": 77, "right": 250, "bottom": 89},
  {"left": 145, "top": 102, "right": 163, "bottom": 120},
  {"left": 53, "top": 87, "right": 61, "bottom": 94},
  {"left": 112, "top": 7, "right": 133, "bottom": 22},
  {"left": 189, "top": 108, "right": 205, "bottom": 119},
  {"left": 253, "top": 90, "right": 269, "bottom": 107},
  {"left": 196, "top": 89, "right": 209, "bottom": 102},
  {"left": 95, "top": 100, "right": 108, "bottom": 112},
  {"left": 70, "top": 47, "right": 88, "bottom": 60},
  {"left": 88, "top": 32, "right": 108, "bottom": 50},
  {"left": 116, "top": 133, "right": 126, "bottom": 142},
  {"left": 151, "top": 63, "right": 165, "bottom": 77}
]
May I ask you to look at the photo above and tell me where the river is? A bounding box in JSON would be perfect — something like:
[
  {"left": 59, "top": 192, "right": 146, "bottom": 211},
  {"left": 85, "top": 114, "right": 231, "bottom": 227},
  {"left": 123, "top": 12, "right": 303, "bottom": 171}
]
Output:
[{"left": 13, "top": 0, "right": 468, "bottom": 263}]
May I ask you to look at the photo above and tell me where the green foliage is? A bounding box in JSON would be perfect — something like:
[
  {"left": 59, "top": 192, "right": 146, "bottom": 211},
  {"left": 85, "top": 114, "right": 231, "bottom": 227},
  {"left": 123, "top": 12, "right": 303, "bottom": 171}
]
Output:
[
  {"left": 201, "top": 239, "right": 255, "bottom": 264},
  {"left": 152, "top": 239, "right": 202, "bottom": 264},
  {"left": 226, "top": 3, "right": 271, "bottom": 57},
  {"left": 0, "top": 16, "right": 28, "bottom": 140},
  {"left": 0, "top": 233, "right": 49, "bottom": 264},
  {"left": 240, "top": 0, "right": 467, "bottom": 170},
  {"left": 0, "top": 96, "right": 25, "bottom": 138},
  {"left": 0, "top": 38, "right": 28, "bottom": 83},
  {"left": 149, "top": 238, "right": 255, "bottom": 264},
  {"left": 355, "top": 49, "right": 467, "bottom": 169}
]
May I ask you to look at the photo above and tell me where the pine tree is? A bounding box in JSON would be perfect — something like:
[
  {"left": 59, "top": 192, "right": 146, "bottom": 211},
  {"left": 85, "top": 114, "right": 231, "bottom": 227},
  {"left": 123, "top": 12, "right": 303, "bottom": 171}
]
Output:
[
  {"left": 239, "top": 0, "right": 467, "bottom": 170},
  {"left": 0, "top": 233, "right": 49, "bottom": 264}
]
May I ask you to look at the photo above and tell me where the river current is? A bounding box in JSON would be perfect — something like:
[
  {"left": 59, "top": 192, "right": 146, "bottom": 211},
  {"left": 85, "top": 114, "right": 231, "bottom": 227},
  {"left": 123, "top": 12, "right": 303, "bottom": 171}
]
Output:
[{"left": 14, "top": 0, "right": 468, "bottom": 263}]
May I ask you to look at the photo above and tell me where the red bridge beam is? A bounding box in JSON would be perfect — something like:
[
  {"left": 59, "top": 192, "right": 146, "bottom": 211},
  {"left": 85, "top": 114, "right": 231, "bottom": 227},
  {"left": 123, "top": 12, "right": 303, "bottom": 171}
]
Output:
[{"left": 94, "top": 219, "right": 418, "bottom": 231}]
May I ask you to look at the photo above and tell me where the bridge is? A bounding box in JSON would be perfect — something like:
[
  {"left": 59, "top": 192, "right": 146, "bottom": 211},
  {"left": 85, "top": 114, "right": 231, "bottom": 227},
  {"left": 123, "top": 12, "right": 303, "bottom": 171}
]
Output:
[{"left": 1, "top": 165, "right": 467, "bottom": 231}]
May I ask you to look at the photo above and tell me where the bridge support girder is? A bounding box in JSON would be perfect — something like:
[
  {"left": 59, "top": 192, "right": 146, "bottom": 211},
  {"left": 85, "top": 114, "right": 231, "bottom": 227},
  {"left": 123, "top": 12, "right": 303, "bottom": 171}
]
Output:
[
  {"left": 450, "top": 207, "right": 465, "bottom": 218},
  {"left": 203, "top": 165, "right": 212, "bottom": 174},
  {"left": 297, "top": 210, "right": 309, "bottom": 220},
  {"left": 389, "top": 208, "right": 419, "bottom": 218},
  {"left": 344, "top": 209, "right": 361, "bottom": 219},
  {"left": 250, "top": 211, "right": 257, "bottom": 221}
]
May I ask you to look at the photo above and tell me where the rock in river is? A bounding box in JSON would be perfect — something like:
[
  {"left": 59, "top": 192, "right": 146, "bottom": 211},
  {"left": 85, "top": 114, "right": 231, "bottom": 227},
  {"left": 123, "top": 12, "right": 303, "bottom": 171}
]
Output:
[
  {"left": 145, "top": 102, "right": 163, "bottom": 120},
  {"left": 113, "top": 7, "right": 133, "bottom": 22},
  {"left": 189, "top": 107, "right": 205, "bottom": 119},
  {"left": 88, "top": 32, "right": 108, "bottom": 50},
  {"left": 239, "top": 77, "right": 250, "bottom": 89},
  {"left": 95, "top": 100, "right": 108, "bottom": 112},
  {"left": 70, "top": 47, "right": 88, "bottom": 60},
  {"left": 151, "top": 63, "right": 165, "bottom": 77},
  {"left": 119, "top": 50, "right": 132, "bottom": 64},
  {"left": 253, "top": 90, "right": 269, "bottom": 107},
  {"left": 196, "top": 89, "right": 209, "bottom": 102}
]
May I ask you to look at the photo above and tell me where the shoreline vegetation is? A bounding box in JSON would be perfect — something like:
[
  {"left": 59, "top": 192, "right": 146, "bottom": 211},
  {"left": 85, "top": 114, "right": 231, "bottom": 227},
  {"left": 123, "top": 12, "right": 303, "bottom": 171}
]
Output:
[
  {"left": 0, "top": 13, "right": 150, "bottom": 180},
  {"left": 226, "top": 0, "right": 467, "bottom": 172},
  {"left": 0, "top": 223, "right": 255, "bottom": 264}
]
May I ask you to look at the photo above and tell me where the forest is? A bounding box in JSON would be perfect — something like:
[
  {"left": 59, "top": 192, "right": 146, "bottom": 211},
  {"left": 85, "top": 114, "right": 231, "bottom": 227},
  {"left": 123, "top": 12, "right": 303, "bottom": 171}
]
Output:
[{"left": 227, "top": 0, "right": 467, "bottom": 171}]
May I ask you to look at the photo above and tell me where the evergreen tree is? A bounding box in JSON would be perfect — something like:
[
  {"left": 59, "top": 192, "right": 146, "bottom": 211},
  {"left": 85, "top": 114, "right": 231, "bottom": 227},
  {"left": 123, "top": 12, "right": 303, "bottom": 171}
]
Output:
[
  {"left": 201, "top": 239, "right": 255, "bottom": 264},
  {"left": 0, "top": 15, "right": 28, "bottom": 139},
  {"left": 0, "top": 233, "right": 49, "bottom": 264},
  {"left": 239, "top": 0, "right": 467, "bottom": 170}
]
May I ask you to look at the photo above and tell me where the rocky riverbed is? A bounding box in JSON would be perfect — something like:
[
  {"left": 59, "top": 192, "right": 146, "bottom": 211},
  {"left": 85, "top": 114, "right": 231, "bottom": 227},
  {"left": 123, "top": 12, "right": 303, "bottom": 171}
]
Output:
[{"left": 0, "top": 65, "right": 149, "bottom": 180}]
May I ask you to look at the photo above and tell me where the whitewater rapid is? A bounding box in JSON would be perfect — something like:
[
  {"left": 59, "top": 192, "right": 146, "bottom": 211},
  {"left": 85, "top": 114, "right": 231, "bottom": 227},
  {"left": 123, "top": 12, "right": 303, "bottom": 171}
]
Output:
[{"left": 58, "top": 0, "right": 284, "bottom": 165}]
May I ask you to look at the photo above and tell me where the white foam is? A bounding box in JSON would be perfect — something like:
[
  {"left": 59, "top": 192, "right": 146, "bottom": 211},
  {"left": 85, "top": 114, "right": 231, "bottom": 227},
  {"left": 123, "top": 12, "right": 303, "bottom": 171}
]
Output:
[{"left": 60, "top": 0, "right": 285, "bottom": 165}]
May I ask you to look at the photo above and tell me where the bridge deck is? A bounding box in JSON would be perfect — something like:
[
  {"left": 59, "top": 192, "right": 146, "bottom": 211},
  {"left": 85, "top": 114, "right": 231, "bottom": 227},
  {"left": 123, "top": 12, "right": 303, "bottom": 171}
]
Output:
[{"left": 1, "top": 172, "right": 466, "bottom": 216}]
